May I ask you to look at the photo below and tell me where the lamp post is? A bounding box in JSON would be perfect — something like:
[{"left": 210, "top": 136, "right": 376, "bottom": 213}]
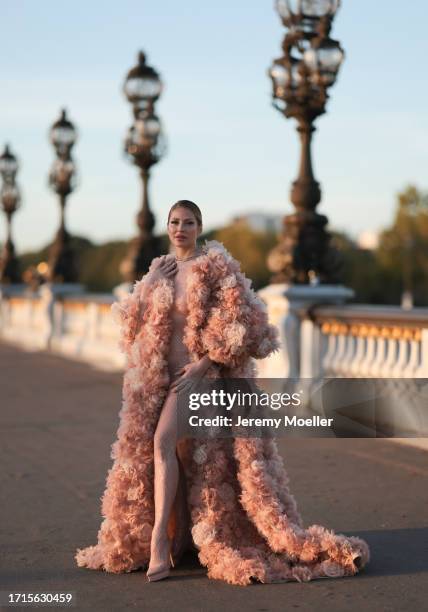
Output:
[
  {"left": 120, "top": 51, "right": 166, "bottom": 283},
  {"left": 0, "top": 144, "right": 21, "bottom": 283},
  {"left": 267, "top": 0, "right": 345, "bottom": 284},
  {"left": 47, "top": 108, "right": 78, "bottom": 283}
]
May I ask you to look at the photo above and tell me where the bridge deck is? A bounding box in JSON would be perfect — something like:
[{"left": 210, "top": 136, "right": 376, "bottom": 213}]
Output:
[{"left": 0, "top": 342, "right": 427, "bottom": 611}]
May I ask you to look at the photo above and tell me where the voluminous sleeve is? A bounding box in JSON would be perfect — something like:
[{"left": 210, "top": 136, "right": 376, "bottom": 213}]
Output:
[
  {"left": 111, "top": 282, "right": 144, "bottom": 353},
  {"left": 199, "top": 261, "right": 280, "bottom": 369},
  {"left": 110, "top": 257, "right": 161, "bottom": 353}
]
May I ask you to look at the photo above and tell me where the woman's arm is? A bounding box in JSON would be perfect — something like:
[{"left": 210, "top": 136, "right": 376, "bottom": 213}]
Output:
[
  {"left": 138, "top": 274, "right": 153, "bottom": 306},
  {"left": 199, "top": 266, "right": 280, "bottom": 368},
  {"left": 170, "top": 353, "right": 218, "bottom": 392},
  {"left": 198, "top": 353, "right": 216, "bottom": 372}
]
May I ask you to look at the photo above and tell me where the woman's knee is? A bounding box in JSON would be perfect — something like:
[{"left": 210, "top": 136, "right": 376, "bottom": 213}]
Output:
[{"left": 154, "top": 430, "right": 176, "bottom": 461}]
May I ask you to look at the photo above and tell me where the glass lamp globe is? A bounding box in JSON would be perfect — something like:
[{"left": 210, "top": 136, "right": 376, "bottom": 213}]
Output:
[
  {"left": 301, "top": 0, "right": 340, "bottom": 17},
  {"left": 123, "top": 51, "right": 163, "bottom": 105},
  {"left": 50, "top": 109, "right": 77, "bottom": 150},
  {"left": 1, "top": 184, "right": 20, "bottom": 213},
  {"left": 270, "top": 57, "right": 303, "bottom": 98},
  {"left": 303, "top": 39, "right": 344, "bottom": 85},
  {"left": 269, "top": 61, "right": 290, "bottom": 98},
  {"left": 49, "top": 159, "right": 76, "bottom": 193},
  {"left": 276, "top": 0, "right": 340, "bottom": 19},
  {"left": 135, "top": 114, "right": 161, "bottom": 145},
  {"left": 0, "top": 145, "right": 18, "bottom": 181}
]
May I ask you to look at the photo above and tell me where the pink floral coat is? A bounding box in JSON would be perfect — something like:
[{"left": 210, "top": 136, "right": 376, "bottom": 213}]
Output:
[{"left": 75, "top": 240, "right": 370, "bottom": 585}]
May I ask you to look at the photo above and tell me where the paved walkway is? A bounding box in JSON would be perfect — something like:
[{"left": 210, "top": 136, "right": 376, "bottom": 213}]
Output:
[{"left": 1, "top": 341, "right": 427, "bottom": 612}]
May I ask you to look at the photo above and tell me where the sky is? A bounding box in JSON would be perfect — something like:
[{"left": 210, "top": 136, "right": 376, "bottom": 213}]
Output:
[{"left": 1, "top": 0, "right": 427, "bottom": 252}]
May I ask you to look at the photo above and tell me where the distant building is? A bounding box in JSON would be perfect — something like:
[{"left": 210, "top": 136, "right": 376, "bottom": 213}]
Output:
[
  {"left": 357, "top": 230, "right": 379, "bottom": 250},
  {"left": 231, "top": 212, "right": 282, "bottom": 233}
]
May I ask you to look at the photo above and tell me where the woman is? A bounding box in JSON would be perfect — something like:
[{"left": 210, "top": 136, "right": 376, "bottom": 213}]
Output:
[{"left": 75, "top": 200, "right": 370, "bottom": 585}]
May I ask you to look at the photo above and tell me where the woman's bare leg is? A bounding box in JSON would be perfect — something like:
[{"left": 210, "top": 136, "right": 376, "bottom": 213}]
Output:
[
  {"left": 148, "top": 388, "right": 179, "bottom": 572},
  {"left": 171, "top": 444, "right": 192, "bottom": 558}
]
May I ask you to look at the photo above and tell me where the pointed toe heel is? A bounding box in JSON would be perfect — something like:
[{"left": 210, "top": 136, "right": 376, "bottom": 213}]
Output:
[
  {"left": 146, "top": 537, "right": 173, "bottom": 582},
  {"left": 146, "top": 564, "right": 171, "bottom": 582}
]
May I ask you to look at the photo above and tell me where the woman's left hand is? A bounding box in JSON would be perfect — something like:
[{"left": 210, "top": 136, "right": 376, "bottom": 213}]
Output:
[{"left": 170, "top": 357, "right": 212, "bottom": 394}]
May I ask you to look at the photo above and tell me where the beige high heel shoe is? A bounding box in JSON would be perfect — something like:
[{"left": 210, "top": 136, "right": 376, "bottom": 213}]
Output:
[{"left": 146, "top": 539, "right": 173, "bottom": 582}]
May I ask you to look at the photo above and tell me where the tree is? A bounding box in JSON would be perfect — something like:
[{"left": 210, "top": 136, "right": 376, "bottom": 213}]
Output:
[
  {"left": 212, "top": 223, "right": 278, "bottom": 290},
  {"left": 321, "top": 229, "right": 396, "bottom": 304},
  {"left": 376, "top": 185, "right": 428, "bottom": 305}
]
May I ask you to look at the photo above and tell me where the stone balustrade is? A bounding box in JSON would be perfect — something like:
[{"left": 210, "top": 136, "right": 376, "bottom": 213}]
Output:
[
  {"left": 0, "top": 285, "right": 125, "bottom": 370},
  {"left": 1, "top": 283, "right": 427, "bottom": 446},
  {"left": 302, "top": 305, "right": 428, "bottom": 379},
  {"left": 2, "top": 285, "right": 428, "bottom": 380},
  {"left": 257, "top": 291, "right": 428, "bottom": 448}
]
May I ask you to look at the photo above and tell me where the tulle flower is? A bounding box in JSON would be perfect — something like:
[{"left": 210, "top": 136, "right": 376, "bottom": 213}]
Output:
[
  {"left": 193, "top": 445, "right": 208, "bottom": 465},
  {"left": 192, "top": 520, "right": 217, "bottom": 548}
]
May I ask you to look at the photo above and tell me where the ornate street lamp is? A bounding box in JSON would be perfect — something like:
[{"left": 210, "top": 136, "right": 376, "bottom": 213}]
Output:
[
  {"left": 267, "top": 0, "right": 345, "bottom": 284},
  {"left": 120, "top": 51, "right": 166, "bottom": 282},
  {"left": 47, "top": 108, "right": 78, "bottom": 283},
  {"left": 0, "top": 144, "right": 21, "bottom": 283}
]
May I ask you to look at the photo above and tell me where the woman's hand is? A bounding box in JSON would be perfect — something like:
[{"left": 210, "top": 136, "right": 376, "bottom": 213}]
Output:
[
  {"left": 138, "top": 255, "right": 177, "bottom": 305},
  {"left": 147, "top": 255, "right": 177, "bottom": 284},
  {"left": 170, "top": 356, "right": 213, "bottom": 394}
]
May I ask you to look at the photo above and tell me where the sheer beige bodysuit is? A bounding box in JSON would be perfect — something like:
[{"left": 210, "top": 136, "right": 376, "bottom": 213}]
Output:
[
  {"left": 149, "top": 257, "right": 197, "bottom": 565},
  {"left": 167, "top": 257, "right": 193, "bottom": 379}
]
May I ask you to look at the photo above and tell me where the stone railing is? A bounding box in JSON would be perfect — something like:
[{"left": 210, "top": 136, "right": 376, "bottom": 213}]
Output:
[
  {"left": 303, "top": 306, "right": 428, "bottom": 447},
  {"left": 0, "top": 285, "right": 124, "bottom": 370},
  {"left": 257, "top": 284, "right": 428, "bottom": 380},
  {"left": 300, "top": 305, "right": 428, "bottom": 379},
  {"left": 1, "top": 283, "right": 427, "bottom": 446},
  {"left": 257, "top": 289, "right": 428, "bottom": 448},
  {"left": 2, "top": 284, "right": 428, "bottom": 380}
]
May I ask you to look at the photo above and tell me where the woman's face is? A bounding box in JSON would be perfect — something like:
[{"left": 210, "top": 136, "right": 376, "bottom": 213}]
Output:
[{"left": 167, "top": 207, "right": 201, "bottom": 250}]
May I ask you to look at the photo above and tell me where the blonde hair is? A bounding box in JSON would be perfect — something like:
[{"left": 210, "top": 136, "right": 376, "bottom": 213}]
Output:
[{"left": 167, "top": 200, "right": 202, "bottom": 227}]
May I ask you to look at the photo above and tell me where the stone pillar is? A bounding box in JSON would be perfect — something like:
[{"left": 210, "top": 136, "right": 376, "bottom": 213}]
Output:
[{"left": 257, "top": 283, "right": 354, "bottom": 379}]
